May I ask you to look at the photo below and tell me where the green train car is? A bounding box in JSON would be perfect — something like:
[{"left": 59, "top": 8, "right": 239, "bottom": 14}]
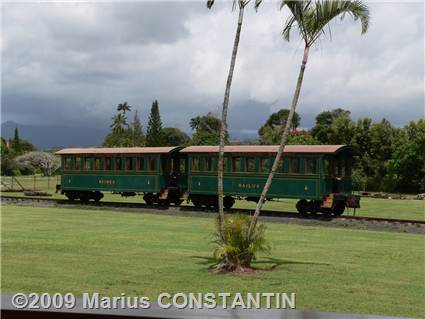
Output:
[
  {"left": 56, "top": 147, "right": 186, "bottom": 205},
  {"left": 56, "top": 144, "right": 360, "bottom": 215},
  {"left": 180, "top": 145, "right": 360, "bottom": 215}
]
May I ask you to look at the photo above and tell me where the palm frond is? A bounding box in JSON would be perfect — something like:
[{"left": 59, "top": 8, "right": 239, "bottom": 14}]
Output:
[
  {"left": 281, "top": 0, "right": 370, "bottom": 46},
  {"left": 206, "top": 0, "right": 214, "bottom": 9}
]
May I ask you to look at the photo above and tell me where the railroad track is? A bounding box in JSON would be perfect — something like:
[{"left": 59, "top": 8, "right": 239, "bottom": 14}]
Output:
[{"left": 2, "top": 195, "right": 424, "bottom": 228}]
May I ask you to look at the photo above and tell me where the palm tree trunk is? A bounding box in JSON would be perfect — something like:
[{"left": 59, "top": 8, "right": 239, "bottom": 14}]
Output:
[
  {"left": 217, "top": 4, "right": 245, "bottom": 243},
  {"left": 248, "top": 45, "right": 310, "bottom": 238}
]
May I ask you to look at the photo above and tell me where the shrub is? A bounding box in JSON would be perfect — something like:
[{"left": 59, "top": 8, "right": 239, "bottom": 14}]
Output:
[{"left": 213, "top": 214, "right": 270, "bottom": 272}]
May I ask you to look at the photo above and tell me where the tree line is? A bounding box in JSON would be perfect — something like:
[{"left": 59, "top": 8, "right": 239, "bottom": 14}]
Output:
[
  {"left": 1, "top": 128, "right": 60, "bottom": 176},
  {"left": 102, "top": 100, "right": 225, "bottom": 147},
  {"left": 103, "top": 100, "right": 425, "bottom": 195}
]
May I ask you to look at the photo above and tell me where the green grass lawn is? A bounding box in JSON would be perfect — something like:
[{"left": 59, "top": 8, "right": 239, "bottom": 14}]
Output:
[
  {"left": 2, "top": 188, "right": 424, "bottom": 221},
  {"left": 2, "top": 205, "right": 424, "bottom": 318}
]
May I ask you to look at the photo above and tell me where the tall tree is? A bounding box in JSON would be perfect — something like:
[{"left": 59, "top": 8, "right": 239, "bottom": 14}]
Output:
[
  {"left": 248, "top": 0, "right": 370, "bottom": 238},
  {"left": 131, "top": 110, "right": 145, "bottom": 146},
  {"left": 110, "top": 113, "right": 127, "bottom": 134},
  {"left": 12, "top": 127, "right": 21, "bottom": 155},
  {"left": 386, "top": 119, "right": 425, "bottom": 193},
  {"left": 190, "top": 113, "right": 226, "bottom": 145},
  {"left": 117, "top": 102, "right": 131, "bottom": 114},
  {"left": 146, "top": 100, "right": 163, "bottom": 147},
  {"left": 207, "top": 0, "right": 263, "bottom": 255},
  {"left": 311, "top": 108, "right": 352, "bottom": 143},
  {"left": 259, "top": 109, "right": 301, "bottom": 144},
  {"left": 162, "top": 127, "right": 190, "bottom": 146}
]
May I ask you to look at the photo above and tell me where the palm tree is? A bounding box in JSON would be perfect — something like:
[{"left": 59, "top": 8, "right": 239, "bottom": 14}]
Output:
[
  {"left": 111, "top": 113, "right": 127, "bottom": 134},
  {"left": 117, "top": 102, "right": 131, "bottom": 114},
  {"left": 207, "top": 0, "right": 263, "bottom": 253},
  {"left": 248, "top": 0, "right": 370, "bottom": 238}
]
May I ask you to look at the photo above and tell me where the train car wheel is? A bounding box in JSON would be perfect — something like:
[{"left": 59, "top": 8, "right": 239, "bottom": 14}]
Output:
[
  {"left": 223, "top": 196, "right": 235, "bottom": 209},
  {"left": 192, "top": 198, "right": 202, "bottom": 208},
  {"left": 65, "top": 192, "right": 77, "bottom": 201},
  {"left": 143, "top": 193, "right": 155, "bottom": 206},
  {"left": 80, "top": 193, "right": 89, "bottom": 202},
  {"left": 296, "top": 199, "right": 308, "bottom": 215},
  {"left": 173, "top": 199, "right": 183, "bottom": 206},
  {"left": 93, "top": 191, "right": 103, "bottom": 203},
  {"left": 332, "top": 202, "right": 345, "bottom": 216}
]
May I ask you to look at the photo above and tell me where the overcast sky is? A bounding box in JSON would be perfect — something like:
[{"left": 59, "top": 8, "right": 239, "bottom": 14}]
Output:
[{"left": 1, "top": 1, "right": 424, "bottom": 139}]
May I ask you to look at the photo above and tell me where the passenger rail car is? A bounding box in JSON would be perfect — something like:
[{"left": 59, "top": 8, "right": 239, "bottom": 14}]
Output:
[{"left": 56, "top": 144, "right": 360, "bottom": 215}]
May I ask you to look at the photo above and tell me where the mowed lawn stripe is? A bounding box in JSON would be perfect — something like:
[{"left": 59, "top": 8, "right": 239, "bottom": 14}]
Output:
[{"left": 1, "top": 205, "right": 424, "bottom": 318}]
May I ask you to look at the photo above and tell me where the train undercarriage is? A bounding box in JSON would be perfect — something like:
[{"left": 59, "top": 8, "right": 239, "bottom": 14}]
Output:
[{"left": 62, "top": 187, "right": 359, "bottom": 217}]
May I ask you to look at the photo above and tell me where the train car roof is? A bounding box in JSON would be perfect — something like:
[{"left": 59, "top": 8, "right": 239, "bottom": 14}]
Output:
[
  {"left": 55, "top": 147, "right": 179, "bottom": 155},
  {"left": 180, "top": 145, "right": 359, "bottom": 155}
]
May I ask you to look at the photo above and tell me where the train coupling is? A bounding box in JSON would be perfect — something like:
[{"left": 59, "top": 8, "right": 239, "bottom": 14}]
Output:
[
  {"left": 180, "top": 191, "right": 189, "bottom": 201},
  {"left": 346, "top": 194, "right": 361, "bottom": 208},
  {"left": 159, "top": 189, "right": 169, "bottom": 199}
]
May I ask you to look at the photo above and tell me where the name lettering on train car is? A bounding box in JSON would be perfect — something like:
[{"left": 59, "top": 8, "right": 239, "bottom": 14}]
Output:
[
  {"left": 238, "top": 183, "right": 260, "bottom": 189},
  {"left": 98, "top": 179, "right": 116, "bottom": 185}
]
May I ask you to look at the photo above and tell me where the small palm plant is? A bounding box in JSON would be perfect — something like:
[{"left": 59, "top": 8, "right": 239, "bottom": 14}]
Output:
[{"left": 213, "top": 214, "right": 270, "bottom": 272}]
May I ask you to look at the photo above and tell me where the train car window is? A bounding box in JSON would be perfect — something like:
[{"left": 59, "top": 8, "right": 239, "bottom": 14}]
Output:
[
  {"left": 105, "top": 157, "right": 112, "bottom": 171},
  {"left": 94, "top": 158, "right": 101, "bottom": 170},
  {"left": 305, "top": 158, "right": 317, "bottom": 174},
  {"left": 205, "top": 157, "right": 213, "bottom": 172},
  {"left": 276, "top": 159, "right": 284, "bottom": 173},
  {"left": 125, "top": 157, "right": 133, "bottom": 171},
  {"left": 115, "top": 157, "right": 122, "bottom": 171},
  {"left": 149, "top": 158, "right": 157, "bottom": 171},
  {"left": 74, "top": 157, "right": 81, "bottom": 170},
  {"left": 223, "top": 157, "right": 230, "bottom": 172},
  {"left": 105, "top": 157, "right": 112, "bottom": 170},
  {"left": 260, "top": 158, "right": 269, "bottom": 173},
  {"left": 192, "top": 157, "right": 200, "bottom": 172},
  {"left": 83, "top": 157, "right": 92, "bottom": 170},
  {"left": 212, "top": 158, "right": 218, "bottom": 172},
  {"left": 179, "top": 159, "right": 186, "bottom": 173},
  {"left": 137, "top": 157, "right": 145, "bottom": 171},
  {"left": 246, "top": 157, "right": 256, "bottom": 172},
  {"left": 232, "top": 157, "right": 242, "bottom": 172},
  {"left": 64, "top": 157, "right": 72, "bottom": 170},
  {"left": 289, "top": 158, "right": 300, "bottom": 174},
  {"left": 323, "top": 158, "right": 330, "bottom": 175}
]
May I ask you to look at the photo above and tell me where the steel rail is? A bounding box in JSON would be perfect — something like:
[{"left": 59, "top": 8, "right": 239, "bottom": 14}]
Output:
[{"left": 2, "top": 195, "right": 424, "bottom": 227}]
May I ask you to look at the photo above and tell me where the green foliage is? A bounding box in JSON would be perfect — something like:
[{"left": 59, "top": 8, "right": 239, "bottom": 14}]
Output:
[
  {"left": 12, "top": 127, "right": 21, "bottom": 155},
  {"left": 103, "top": 102, "right": 146, "bottom": 147},
  {"left": 146, "top": 100, "right": 163, "bottom": 147},
  {"left": 117, "top": 102, "right": 131, "bottom": 114},
  {"left": 287, "top": 133, "right": 321, "bottom": 145},
  {"left": 213, "top": 214, "right": 270, "bottom": 271},
  {"left": 190, "top": 113, "right": 227, "bottom": 145},
  {"left": 311, "top": 108, "right": 354, "bottom": 144},
  {"left": 282, "top": 0, "right": 370, "bottom": 47},
  {"left": 162, "top": 127, "right": 190, "bottom": 146},
  {"left": 1, "top": 134, "right": 36, "bottom": 176},
  {"left": 260, "top": 125, "right": 320, "bottom": 145},
  {"left": 130, "top": 110, "right": 145, "bottom": 146},
  {"left": 102, "top": 130, "right": 134, "bottom": 147},
  {"left": 385, "top": 119, "right": 425, "bottom": 193},
  {"left": 258, "top": 109, "right": 300, "bottom": 144}
]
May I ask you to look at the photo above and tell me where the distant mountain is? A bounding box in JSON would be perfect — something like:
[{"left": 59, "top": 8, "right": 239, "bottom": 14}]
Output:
[{"left": 1, "top": 121, "right": 108, "bottom": 149}]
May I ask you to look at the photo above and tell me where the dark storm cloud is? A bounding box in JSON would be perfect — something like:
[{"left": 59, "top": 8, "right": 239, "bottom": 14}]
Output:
[{"left": 1, "top": 1, "right": 424, "bottom": 141}]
